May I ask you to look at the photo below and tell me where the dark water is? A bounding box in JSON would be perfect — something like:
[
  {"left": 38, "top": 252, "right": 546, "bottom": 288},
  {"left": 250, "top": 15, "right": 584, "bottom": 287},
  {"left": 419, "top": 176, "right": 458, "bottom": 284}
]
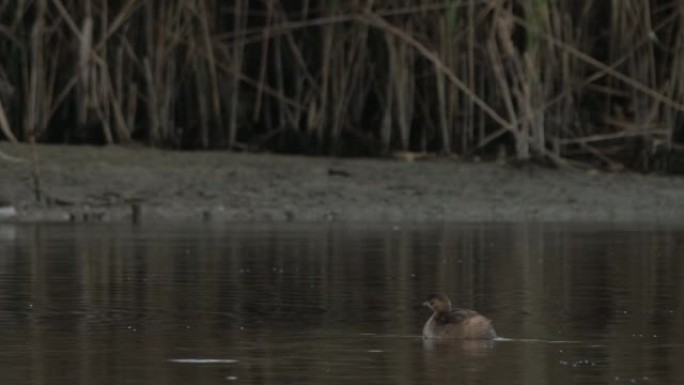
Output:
[{"left": 0, "top": 222, "right": 683, "bottom": 385}]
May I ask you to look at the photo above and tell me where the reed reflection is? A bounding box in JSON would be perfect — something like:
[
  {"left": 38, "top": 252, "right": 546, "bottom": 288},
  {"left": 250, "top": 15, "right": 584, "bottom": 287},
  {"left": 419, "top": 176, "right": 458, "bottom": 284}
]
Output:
[{"left": 0, "top": 223, "right": 682, "bottom": 385}]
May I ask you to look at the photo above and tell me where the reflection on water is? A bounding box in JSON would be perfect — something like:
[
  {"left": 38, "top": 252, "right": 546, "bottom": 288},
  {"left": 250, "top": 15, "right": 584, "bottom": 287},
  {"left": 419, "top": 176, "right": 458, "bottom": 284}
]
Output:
[{"left": 0, "top": 222, "right": 683, "bottom": 384}]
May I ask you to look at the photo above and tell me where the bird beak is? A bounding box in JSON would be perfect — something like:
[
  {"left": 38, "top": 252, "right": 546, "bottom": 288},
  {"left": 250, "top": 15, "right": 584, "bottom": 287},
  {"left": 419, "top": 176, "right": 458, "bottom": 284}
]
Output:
[{"left": 422, "top": 301, "right": 430, "bottom": 308}]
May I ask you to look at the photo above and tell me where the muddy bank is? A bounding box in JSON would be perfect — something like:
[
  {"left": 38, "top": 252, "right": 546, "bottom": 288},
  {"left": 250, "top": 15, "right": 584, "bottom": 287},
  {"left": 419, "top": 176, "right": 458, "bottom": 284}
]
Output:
[{"left": 1, "top": 143, "right": 684, "bottom": 223}]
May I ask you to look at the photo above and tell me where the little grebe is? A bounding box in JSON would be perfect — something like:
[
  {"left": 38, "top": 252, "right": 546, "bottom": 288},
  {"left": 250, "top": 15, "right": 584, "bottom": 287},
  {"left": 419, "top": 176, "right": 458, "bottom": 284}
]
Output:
[{"left": 422, "top": 293, "right": 497, "bottom": 339}]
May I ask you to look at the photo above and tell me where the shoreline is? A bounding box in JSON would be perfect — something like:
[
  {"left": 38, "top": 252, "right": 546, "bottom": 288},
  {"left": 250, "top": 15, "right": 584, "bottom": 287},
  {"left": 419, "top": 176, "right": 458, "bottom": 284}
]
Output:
[{"left": 2, "top": 143, "right": 684, "bottom": 223}]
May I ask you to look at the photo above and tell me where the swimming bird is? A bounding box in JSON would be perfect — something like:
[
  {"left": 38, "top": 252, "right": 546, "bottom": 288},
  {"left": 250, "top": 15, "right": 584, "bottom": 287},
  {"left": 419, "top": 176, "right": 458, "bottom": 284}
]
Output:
[{"left": 422, "top": 293, "right": 497, "bottom": 339}]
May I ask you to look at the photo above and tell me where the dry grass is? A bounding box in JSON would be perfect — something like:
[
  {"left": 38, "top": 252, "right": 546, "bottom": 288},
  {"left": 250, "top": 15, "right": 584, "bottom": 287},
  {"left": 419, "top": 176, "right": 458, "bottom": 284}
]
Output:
[{"left": 0, "top": 0, "right": 683, "bottom": 170}]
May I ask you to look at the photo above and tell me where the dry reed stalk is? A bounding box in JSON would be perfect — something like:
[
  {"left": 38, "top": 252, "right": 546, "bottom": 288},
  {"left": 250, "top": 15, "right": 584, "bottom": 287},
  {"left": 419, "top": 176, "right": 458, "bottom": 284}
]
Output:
[
  {"left": 142, "top": 58, "right": 159, "bottom": 144},
  {"left": 580, "top": 141, "right": 624, "bottom": 171},
  {"left": 112, "top": 44, "right": 131, "bottom": 143},
  {"left": 114, "top": 45, "right": 125, "bottom": 131},
  {"left": 525, "top": 0, "right": 549, "bottom": 155},
  {"left": 545, "top": 0, "right": 575, "bottom": 154},
  {"left": 539, "top": 22, "right": 684, "bottom": 113},
  {"left": 533, "top": 14, "right": 674, "bottom": 141},
  {"left": 275, "top": 4, "right": 320, "bottom": 138},
  {"left": 394, "top": 38, "right": 414, "bottom": 151},
  {"left": 326, "top": 19, "right": 354, "bottom": 153},
  {"left": 486, "top": 38, "right": 518, "bottom": 148},
  {"left": 528, "top": 6, "right": 684, "bottom": 165},
  {"left": 0, "top": 64, "right": 16, "bottom": 143},
  {"left": 478, "top": 1, "right": 680, "bottom": 165},
  {"left": 316, "top": 9, "right": 336, "bottom": 148},
  {"left": 210, "top": 49, "right": 304, "bottom": 111},
  {"left": 0, "top": 99, "right": 17, "bottom": 143},
  {"left": 332, "top": 21, "right": 373, "bottom": 153},
  {"left": 126, "top": 83, "right": 137, "bottom": 135},
  {"left": 193, "top": 60, "right": 210, "bottom": 148},
  {"left": 197, "top": 0, "right": 224, "bottom": 144},
  {"left": 98, "top": 1, "right": 114, "bottom": 144},
  {"left": 435, "top": 4, "right": 456, "bottom": 154},
  {"left": 46, "top": 0, "right": 136, "bottom": 126},
  {"left": 273, "top": 33, "right": 286, "bottom": 130},
  {"left": 161, "top": 59, "right": 176, "bottom": 144},
  {"left": 26, "top": 0, "right": 47, "bottom": 202},
  {"left": 359, "top": 13, "right": 513, "bottom": 136},
  {"left": 493, "top": 2, "right": 530, "bottom": 160},
  {"left": 556, "top": 129, "right": 670, "bottom": 146},
  {"left": 2, "top": 0, "right": 684, "bottom": 168},
  {"left": 253, "top": 0, "right": 274, "bottom": 122},
  {"left": 316, "top": 3, "right": 375, "bottom": 152},
  {"left": 663, "top": 2, "right": 684, "bottom": 149},
  {"left": 381, "top": 33, "right": 397, "bottom": 154},
  {"left": 143, "top": 1, "right": 160, "bottom": 144},
  {"left": 465, "top": 0, "right": 476, "bottom": 151},
  {"left": 435, "top": 63, "right": 450, "bottom": 154},
  {"left": 142, "top": 0, "right": 185, "bottom": 145},
  {"left": 101, "top": 66, "right": 130, "bottom": 143},
  {"left": 76, "top": 12, "right": 93, "bottom": 139},
  {"left": 228, "top": 0, "right": 247, "bottom": 148}
]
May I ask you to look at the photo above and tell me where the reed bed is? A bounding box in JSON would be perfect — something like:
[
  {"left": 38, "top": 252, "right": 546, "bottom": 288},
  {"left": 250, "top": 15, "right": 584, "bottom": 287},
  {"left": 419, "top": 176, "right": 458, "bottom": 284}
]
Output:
[{"left": 1, "top": 0, "right": 683, "bottom": 170}]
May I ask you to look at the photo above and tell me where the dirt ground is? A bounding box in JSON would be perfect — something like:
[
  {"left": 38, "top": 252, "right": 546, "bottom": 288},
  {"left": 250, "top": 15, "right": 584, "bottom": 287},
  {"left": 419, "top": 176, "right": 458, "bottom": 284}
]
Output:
[{"left": 1, "top": 142, "right": 684, "bottom": 223}]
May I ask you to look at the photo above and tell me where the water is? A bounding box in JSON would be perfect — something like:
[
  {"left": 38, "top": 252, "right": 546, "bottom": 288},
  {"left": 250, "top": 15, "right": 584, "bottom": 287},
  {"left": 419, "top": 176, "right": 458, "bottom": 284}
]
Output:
[{"left": 0, "top": 222, "right": 682, "bottom": 385}]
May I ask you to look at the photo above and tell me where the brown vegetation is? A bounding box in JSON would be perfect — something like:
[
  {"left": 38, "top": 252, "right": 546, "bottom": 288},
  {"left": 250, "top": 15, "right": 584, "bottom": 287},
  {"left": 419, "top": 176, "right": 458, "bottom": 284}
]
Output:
[{"left": 1, "top": 1, "right": 683, "bottom": 170}]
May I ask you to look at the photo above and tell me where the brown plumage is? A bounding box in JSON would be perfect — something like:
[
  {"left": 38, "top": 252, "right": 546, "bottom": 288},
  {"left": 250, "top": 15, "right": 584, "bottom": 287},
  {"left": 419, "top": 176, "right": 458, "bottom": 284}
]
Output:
[{"left": 422, "top": 293, "right": 497, "bottom": 339}]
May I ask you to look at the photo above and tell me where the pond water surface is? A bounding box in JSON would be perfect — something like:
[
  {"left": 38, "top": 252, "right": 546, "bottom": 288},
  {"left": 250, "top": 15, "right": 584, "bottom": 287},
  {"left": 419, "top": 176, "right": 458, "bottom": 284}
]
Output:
[{"left": 0, "top": 222, "right": 682, "bottom": 385}]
